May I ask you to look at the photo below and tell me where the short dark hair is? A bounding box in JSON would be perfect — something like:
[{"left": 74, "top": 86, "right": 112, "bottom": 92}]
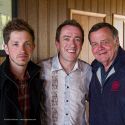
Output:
[
  {"left": 88, "top": 22, "right": 118, "bottom": 43},
  {"left": 3, "top": 18, "right": 35, "bottom": 44},
  {"left": 56, "top": 19, "right": 84, "bottom": 43}
]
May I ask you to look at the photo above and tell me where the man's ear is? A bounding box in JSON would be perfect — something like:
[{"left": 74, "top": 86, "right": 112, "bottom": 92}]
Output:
[
  {"left": 55, "top": 41, "right": 59, "bottom": 47},
  {"left": 55, "top": 41, "right": 60, "bottom": 52},
  {"left": 4, "top": 44, "right": 9, "bottom": 55},
  {"left": 116, "top": 36, "right": 120, "bottom": 45},
  {"left": 32, "top": 43, "right": 35, "bottom": 50}
]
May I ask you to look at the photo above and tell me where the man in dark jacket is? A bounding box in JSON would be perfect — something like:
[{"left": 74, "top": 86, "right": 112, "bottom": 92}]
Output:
[
  {"left": 0, "top": 18, "right": 44, "bottom": 125},
  {"left": 88, "top": 22, "right": 125, "bottom": 125}
]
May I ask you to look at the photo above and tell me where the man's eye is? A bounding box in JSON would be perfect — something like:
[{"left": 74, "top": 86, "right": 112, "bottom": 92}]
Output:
[
  {"left": 13, "top": 43, "right": 18, "bottom": 46},
  {"left": 104, "top": 41, "right": 110, "bottom": 45},
  {"left": 64, "top": 37, "right": 70, "bottom": 41},
  {"left": 75, "top": 38, "right": 81, "bottom": 42},
  {"left": 25, "top": 42, "right": 33, "bottom": 48},
  {"left": 91, "top": 43, "right": 98, "bottom": 48},
  {"left": 26, "top": 43, "right": 31, "bottom": 46}
]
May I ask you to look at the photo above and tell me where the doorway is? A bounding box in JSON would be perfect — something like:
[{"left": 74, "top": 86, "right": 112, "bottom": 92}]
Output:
[{"left": 70, "top": 9, "right": 106, "bottom": 64}]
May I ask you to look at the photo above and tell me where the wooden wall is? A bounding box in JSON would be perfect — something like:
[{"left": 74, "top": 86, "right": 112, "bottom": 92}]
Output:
[{"left": 17, "top": 0, "right": 125, "bottom": 63}]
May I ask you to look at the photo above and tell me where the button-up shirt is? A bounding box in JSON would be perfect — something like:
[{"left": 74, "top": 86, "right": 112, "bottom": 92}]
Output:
[{"left": 39, "top": 55, "right": 92, "bottom": 125}]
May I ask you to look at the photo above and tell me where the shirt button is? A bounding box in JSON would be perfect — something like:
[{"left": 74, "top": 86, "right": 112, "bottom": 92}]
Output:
[
  {"left": 66, "top": 100, "right": 68, "bottom": 102},
  {"left": 67, "top": 86, "right": 69, "bottom": 88},
  {"left": 66, "top": 113, "right": 68, "bottom": 115}
]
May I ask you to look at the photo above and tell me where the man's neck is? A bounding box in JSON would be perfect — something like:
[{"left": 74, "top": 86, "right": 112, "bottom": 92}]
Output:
[
  {"left": 60, "top": 60, "right": 76, "bottom": 74},
  {"left": 10, "top": 65, "right": 27, "bottom": 80}
]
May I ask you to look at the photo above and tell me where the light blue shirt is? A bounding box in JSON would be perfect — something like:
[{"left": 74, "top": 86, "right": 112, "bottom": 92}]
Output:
[{"left": 39, "top": 55, "right": 92, "bottom": 125}]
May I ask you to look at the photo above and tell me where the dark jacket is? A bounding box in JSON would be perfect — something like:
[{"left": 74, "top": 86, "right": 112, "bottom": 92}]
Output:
[
  {"left": 89, "top": 47, "right": 125, "bottom": 125},
  {"left": 0, "top": 57, "right": 44, "bottom": 125}
]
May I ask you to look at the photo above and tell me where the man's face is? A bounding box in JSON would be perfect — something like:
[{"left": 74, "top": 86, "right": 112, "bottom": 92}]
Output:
[
  {"left": 4, "top": 31, "right": 35, "bottom": 67},
  {"left": 90, "top": 27, "right": 119, "bottom": 67},
  {"left": 56, "top": 25, "right": 83, "bottom": 64}
]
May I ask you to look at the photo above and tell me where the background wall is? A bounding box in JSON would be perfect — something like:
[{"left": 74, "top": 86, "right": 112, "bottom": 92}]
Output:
[{"left": 17, "top": 0, "right": 125, "bottom": 63}]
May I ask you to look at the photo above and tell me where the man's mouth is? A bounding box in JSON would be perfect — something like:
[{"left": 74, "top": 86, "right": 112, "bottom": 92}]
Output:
[{"left": 67, "top": 49, "right": 76, "bottom": 53}]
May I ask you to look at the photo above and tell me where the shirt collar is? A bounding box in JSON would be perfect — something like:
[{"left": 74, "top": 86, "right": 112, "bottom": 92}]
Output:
[
  {"left": 51, "top": 55, "right": 63, "bottom": 71},
  {"left": 51, "top": 55, "right": 80, "bottom": 72}
]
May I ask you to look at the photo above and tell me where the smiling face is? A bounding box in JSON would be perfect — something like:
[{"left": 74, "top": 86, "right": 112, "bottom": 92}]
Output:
[
  {"left": 4, "top": 31, "right": 35, "bottom": 68},
  {"left": 90, "top": 27, "right": 119, "bottom": 68},
  {"left": 56, "top": 25, "right": 83, "bottom": 65}
]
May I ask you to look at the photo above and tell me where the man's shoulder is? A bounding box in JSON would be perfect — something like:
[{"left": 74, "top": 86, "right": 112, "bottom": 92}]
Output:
[
  {"left": 78, "top": 59, "right": 91, "bottom": 67},
  {"left": 0, "top": 64, "right": 5, "bottom": 76},
  {"left": 38, "top": 57, "right": 54, "bottom": 70},
  {"left": 0, "top": 66, "right": 6, "bottom": 89},
  {"left": 77, "top": 59, "right": 92, "bottom": 73},
  {"left": 91, "top": 59, "right": 100, "bottom": 67},
  {"left": 39, "top": 57, "right": 53, "bottom": 63}
]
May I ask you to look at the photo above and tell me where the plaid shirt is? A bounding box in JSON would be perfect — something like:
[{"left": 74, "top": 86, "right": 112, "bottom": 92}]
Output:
[{"left": 16, "top": 72, "right": 30, "bottom": 125}]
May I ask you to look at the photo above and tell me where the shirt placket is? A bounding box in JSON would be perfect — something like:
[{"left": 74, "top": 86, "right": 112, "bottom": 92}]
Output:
[{"left": 64, "top": 75, "right": 70, "bottom": 125}]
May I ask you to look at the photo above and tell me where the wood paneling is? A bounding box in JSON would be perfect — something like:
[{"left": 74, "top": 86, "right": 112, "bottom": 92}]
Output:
[
  {"left": 123, "top": 0, "right": 125, "bottom": 15},
  {"left": 49, "top": 0, "right": 58, "bottom": 57},
  {"left": 91, "top": 0, "right": 98, "bottom": 12},
  {"left": 98, "top": 0, "right": 105, "bottom": 13},
  {"left": 18, "top": 0, "right": 27, "bottom": 19},
  {"left": 105, "top": 0, "right": 111, "bottom": 23},
  {"left": 117, "top": 0, "right": 123, "bottom": 14},
  {"left": 111, "top": 0, "right": 116, "bottom": 14},
  {"left": 84, "top": 0, "right": 91, "bottom": 11},
  {"left": 58, "top": 0, "right": 67, "bottom": 25},
  {"left": 68, "top": 0, "right": 75, "bottom": 9},
  {"left": 17, "top": 0, "right": 125, "bottom": 63},
  {"left": 38, "top": 0, "right": 48, "bottom": 61},
  {"left": 75, "top": 0, "right": 83, "bottom": 10}
]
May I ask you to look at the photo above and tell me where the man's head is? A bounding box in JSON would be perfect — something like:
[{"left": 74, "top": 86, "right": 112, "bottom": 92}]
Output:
[
  {"left": 56, "top": 19, "right": 84, "bottom": 43},
  {"left": 3, "top": 18, "right": 35, "bottom": 67},
  {"left": 3, "top": 18, "right": 35, "bottom": 44},
  {"left": 55, "top": 19, "right": 84, "bottom": 65},
  {"left": 88, "top": 22, "right": 119, "bottom": 69}
]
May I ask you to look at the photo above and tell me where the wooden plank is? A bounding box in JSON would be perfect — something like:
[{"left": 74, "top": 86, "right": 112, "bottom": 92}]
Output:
[
  {"left": 38, "top": 0, "right": 48, "bottom": 61},
  {"left": 68, "top": 0, "right": 75, "bottom": 9},
  {"left": 110, "top": 0, "right": 116, "bottom": 24},
  {"left": 17, "top": 0, "right": 27, "bottom": 19},
  {"left": 84, "top": 0, "right": 91, "bottom": 11},
  {"left": 123, "top": 0, "right": 125, "bottom": 15},
  {"left": 70, "top": 9, "right": 106, "bottom": 18},
  {"left": 58, "top": 0, "right": 67, "bottom": 25},
  {"left": 116, "top": 0, "right": 123, "bottom": 14},
  {"left": 98, "top": 0, "right": 104, "bottom": 13},
  {"left": 111, "top": 0, "right": 116, "bottom": 13},
  {"left": 105, "top": 0, "right": 111, "bottom": 23},
  {"left": 91, "top": 0, "right": 98, "bottom": 12},
  {"left": 75, "top": 0, "right": 83, "bottom": 10},
  {"left": 104, "top": 0, "right": 111, "bottom": 15},
  {"left": 49, "top": 0, "right": 58, "bottom": 57}
]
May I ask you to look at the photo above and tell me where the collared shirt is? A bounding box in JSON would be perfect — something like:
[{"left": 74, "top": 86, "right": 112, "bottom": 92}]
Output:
[
  {"left": 16, "top": 72, "right": 30, "bottom": 125},
  {"left": 39, "top": 55, "right": 92, "bottom": 125}
]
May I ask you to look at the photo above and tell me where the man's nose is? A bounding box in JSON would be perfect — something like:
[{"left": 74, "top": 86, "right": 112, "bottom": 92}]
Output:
[
  {"left": 20, "top": 45, "right": 26, "bottom": 52},
  {"left": 70, "top": 39, "right": 76, "bottom": 46},
  {"left": 97, "top": 42, "right": 105, "bottom": 50}
]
